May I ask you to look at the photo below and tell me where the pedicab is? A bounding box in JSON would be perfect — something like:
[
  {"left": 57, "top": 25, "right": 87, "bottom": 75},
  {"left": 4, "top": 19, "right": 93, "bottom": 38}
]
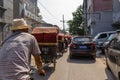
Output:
[
  {"left": 64, "top": 34, "right": 72, "bottom": 44},
  {"left": 32, "top": 27, "right": 59, "bottom": 69},
  {"left": 57, "top": 33, "right": 65, "bottom": 55},
  {"left": 64, "top": 34, "right": 69, "bottom": 49}
]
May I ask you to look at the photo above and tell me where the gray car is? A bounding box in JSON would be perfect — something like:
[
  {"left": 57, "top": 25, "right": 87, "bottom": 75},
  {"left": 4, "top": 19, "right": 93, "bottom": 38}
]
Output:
[
  {"left": 93, "top": 31, "right": 116, "bottom": 53},
  {"left": 102, "top": 33, "right": 117, "bottom": 53}
]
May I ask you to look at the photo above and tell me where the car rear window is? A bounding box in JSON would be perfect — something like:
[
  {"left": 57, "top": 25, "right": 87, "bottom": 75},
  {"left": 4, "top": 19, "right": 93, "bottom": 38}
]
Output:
[
  {"left": 98, "top": 33, "right": 107, "bottom": 39},
  {"left": 73, "top": 37, "right": 91, "bottom": 42},
  {"left": 107, "top": 34, "right": 116, "bottom": 41}
]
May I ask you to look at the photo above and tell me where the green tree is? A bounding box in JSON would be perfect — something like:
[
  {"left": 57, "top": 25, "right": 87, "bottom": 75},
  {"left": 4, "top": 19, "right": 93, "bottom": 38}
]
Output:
[{"left": 67, "top": 5, "right": 84, "bottom": 35}]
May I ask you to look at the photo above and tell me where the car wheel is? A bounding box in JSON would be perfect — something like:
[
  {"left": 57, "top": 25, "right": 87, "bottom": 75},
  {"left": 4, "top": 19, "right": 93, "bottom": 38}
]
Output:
[
  {"left": 101, "top": 49, "right": 105, "bottom": 54},
  {"left": 118, "top": 72, "right": 120, "bottom": 80},
  {"left": 92, "top": 55, "right": 96, "bottom": 61},
  {"left": 69, "top": 53, "right": 73, "bottom": 59}
]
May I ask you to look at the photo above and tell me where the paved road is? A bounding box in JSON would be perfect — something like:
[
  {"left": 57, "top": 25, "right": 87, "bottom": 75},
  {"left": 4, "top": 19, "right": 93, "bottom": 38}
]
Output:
[{"left": 31, "top": 50, "right": 115, "bottom": 80}]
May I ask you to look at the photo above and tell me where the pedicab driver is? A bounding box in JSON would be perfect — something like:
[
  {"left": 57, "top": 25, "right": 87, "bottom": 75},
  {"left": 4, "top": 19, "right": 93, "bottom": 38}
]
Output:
[{"left": 0, "top": 18, "right": 45, "bottom": 80}]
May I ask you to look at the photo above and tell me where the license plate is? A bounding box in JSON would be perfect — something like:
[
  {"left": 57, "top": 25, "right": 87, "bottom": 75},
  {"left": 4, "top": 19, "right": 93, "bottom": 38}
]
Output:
[
  {"left": 79, "top": 46, "right": 87, "bottom": 49},
  {"left": 41, "top": 48, "right": 49, "bottom": 52}
]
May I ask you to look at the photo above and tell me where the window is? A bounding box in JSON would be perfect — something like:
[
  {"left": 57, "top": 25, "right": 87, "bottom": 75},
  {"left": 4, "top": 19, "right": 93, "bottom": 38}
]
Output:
[
  {"left": 0, "top": 0, "right": 3, "bottom": 7},
  {"left": 109, "top": 33, "right": 114, "bottom": 36},
  {"left": 98, "top": 33, "right": 107, "bottom": 39},
  {"left": 73, "top": 37, "right": 90, "bottom": 42},
  {"left": 0, "top": 9, "right": 4, "bottom": 18},
  {"left": 24, "top": 2, "right": 29, "bottom": 10},
  {"left": 107, "top": 34, "right": 115, "bottom": 41},
  {"left": 109, "top": 39, "right": 116, "bottom": 48},
  {"left": 109, "top": 38, "right": 120, "bottom": 50},
  {"left": 114, "top": 39, "right": 120, "bottom": 50}
]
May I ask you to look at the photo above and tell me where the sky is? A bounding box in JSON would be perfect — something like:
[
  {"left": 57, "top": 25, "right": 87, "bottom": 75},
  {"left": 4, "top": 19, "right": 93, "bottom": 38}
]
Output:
[{"left": 37, "top": 0, "right": 83, "bottom": 30}]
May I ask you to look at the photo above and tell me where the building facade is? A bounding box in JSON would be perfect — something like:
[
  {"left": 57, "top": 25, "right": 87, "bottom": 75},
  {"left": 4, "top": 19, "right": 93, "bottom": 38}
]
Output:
[
  {"left": 13, "top": 0, "right": 42, "bottom": 29},
  {"left": 112, "top": 0, "right": 120, "bottom": 28},
  {"left": 0, "top": 0, "right": 13, "bottom": 44},
  {"left": 0, "top": 0, "right": 43, "bottom": 44},
  {"left": 83, "top": 0, "right": 116, "bottom": 37}
]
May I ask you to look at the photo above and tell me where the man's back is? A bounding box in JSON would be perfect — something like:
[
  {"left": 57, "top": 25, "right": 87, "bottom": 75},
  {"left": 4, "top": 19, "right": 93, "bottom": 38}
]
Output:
[{"left": 0, "top": 32, "right": 40, "bottom": 80}]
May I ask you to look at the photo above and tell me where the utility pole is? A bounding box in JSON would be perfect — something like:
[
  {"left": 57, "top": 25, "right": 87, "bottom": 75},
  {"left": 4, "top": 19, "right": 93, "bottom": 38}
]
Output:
[{"left": 60, "top": 14, "right": 65, "bottom": 34}]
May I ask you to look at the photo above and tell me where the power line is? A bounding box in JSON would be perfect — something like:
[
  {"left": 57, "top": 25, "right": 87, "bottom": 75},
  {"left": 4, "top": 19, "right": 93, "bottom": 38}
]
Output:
[
  {"left": 37, "top": 0, "right": 59, "bottom": 21},
  {"left": 37, "top": 0, "right": 68, "bottom": 30}
]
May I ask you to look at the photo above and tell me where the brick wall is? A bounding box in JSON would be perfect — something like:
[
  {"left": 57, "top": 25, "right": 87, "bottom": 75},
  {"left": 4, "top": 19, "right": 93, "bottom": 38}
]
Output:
[{"left": 93, "top": 0, "right": 113, "bottom": 12}]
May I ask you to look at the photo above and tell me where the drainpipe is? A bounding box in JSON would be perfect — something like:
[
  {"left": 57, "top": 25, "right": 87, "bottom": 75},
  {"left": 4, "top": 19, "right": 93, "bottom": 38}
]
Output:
[{"left": 84, "top": 0, "right": 88, "bottom": 36}]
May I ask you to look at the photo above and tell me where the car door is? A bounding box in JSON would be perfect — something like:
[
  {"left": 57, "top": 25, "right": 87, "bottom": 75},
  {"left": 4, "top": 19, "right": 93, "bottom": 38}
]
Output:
[
  {"left": 114, "top": 39, "right": 120, "bottom": 79},
  {"left": 107, "top": 38, "right": 120, "bottom": 78},
  {"left": 107, "top": 39, "right": 116, "bottom": 74}
]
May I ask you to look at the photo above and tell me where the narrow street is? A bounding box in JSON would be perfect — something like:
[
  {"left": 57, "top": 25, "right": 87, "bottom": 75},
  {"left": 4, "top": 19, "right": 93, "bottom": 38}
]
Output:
[
  {"left": 1, "top": 0, "right": 120, "bottom": 80},
  {"left": 31, "top": 49, "right": 115, "bottom": 80}
]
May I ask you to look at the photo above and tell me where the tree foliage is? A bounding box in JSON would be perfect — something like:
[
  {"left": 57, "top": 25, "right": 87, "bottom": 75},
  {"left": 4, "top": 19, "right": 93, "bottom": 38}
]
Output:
[{"left": 67, "top": 5, "right": 84, "bottom": 35}]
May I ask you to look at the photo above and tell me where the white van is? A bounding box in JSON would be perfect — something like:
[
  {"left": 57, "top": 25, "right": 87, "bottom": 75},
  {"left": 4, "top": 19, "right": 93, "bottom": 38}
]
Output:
[{"left": 93, "top": 31, "right": 116, "bottom": 50}]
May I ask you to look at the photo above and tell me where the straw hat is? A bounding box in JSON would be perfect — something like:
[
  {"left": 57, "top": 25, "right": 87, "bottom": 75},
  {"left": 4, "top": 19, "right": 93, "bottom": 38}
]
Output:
[{"left": 11, "top": 18, "right": 31, "bottom": 30}]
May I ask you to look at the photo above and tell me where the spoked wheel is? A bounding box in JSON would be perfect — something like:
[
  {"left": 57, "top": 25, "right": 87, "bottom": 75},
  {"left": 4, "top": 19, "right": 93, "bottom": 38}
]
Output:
[{"left": 53, "top": 58, "right": 56, "bottom": 70}]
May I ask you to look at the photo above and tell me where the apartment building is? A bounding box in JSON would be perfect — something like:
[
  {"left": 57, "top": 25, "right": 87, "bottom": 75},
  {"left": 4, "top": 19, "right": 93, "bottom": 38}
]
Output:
[
  {"left": 112, "top": 0, "right": 120, "bottom": 28},
  {"left": 13, "top": 0, "right": 42, "bottom": 29},
  {"left": 0, "top": 0, "right": 13, "bottom": 43},
  {"left": 83, "top": 0, "right": 116, "bottom": 37},
  {"left": 0, "top": 0, "right": 44, "bottom": 44}
]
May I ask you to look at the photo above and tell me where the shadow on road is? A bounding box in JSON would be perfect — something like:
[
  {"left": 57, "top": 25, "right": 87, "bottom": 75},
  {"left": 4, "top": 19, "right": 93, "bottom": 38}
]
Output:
[
  {"left": 67, "top": 56, "right": 96, "bottom": 64},
  {"left": 105, "top": 68, "right": 116, "bottom": 80},
  {"left": 56, "top": 49, "right": 68, "bottom": 59},
  {"left": 96, "top": 50, "right": 105, "bottom": 58},
  {"left": 31, "top": 65, "right": 55, "bottom": 80}
]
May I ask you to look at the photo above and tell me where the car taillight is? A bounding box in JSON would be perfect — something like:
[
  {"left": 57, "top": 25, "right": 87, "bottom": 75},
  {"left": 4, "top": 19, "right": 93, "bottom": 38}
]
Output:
[
  {"left": 91, "top": 43, "right": 96, "bottom": 50},
  {"left": 70, "top": 43, "right": 76, "bottom": 48}
]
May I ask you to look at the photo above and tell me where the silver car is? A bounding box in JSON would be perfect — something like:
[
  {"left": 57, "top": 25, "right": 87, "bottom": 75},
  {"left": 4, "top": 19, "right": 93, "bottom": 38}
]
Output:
[{"left": 105, "top": 33, "right": 120, "bottom": 80}]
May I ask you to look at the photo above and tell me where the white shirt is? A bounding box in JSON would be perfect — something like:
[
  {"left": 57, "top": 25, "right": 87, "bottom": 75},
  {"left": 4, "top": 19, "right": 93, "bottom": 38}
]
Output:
[{"left": 0, "top": 32, "right": 41, "bottom": 80}]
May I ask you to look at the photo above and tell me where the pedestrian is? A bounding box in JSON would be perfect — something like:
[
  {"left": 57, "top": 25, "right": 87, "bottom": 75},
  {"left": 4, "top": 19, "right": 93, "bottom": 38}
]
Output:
[
  {"left": 0, "top": 18, "right": 45, "bottom": 80},
  {"left": 64, "top": 38, "right": 68, "bottom": 49}
]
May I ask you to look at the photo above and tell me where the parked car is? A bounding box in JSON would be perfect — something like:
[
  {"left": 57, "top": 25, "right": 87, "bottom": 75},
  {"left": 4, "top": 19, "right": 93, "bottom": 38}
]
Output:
[
  {"left": 93, "top": 31, "right": 116, "bottom": 53},
  {"left": 102, "top": 33, "right": 117, "bottom": 53},
  {"left": 105, "top": 32, "right": 120, "bottom": 80},
  {"left": 69, "top": 36, "right": 96, "bottom": 60}
]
